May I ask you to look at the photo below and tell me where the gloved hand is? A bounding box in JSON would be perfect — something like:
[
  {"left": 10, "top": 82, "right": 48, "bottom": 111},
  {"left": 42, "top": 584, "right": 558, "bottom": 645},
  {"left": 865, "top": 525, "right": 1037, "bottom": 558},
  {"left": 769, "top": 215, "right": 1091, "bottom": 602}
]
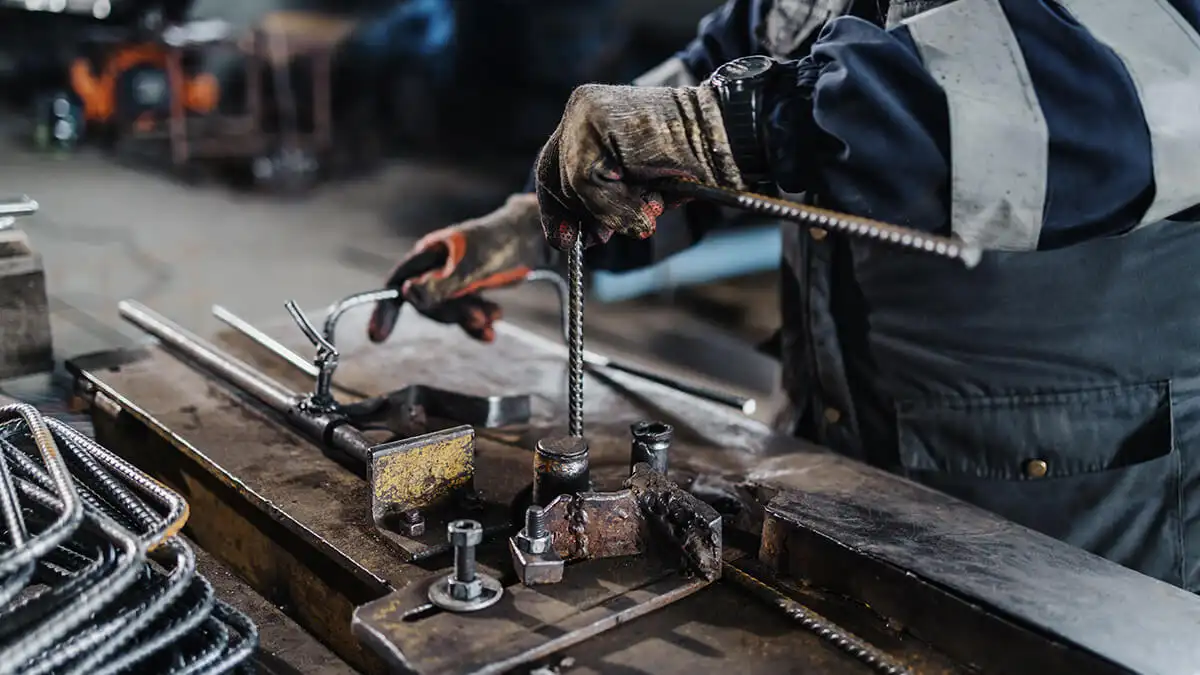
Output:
[
  {"left": 535, "top": 84, "right": 744, "bottom": 250},
  {"left": 368, "top": 193, "right": 546, "bottom": 344}
]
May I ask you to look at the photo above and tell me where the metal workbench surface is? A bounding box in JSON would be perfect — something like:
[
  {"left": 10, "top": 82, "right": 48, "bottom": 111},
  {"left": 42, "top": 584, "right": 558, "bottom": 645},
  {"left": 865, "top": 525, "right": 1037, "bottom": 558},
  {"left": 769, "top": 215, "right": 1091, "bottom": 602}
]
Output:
[{"left": 68, "top": 306, "right": 1200, "bottom": 675}]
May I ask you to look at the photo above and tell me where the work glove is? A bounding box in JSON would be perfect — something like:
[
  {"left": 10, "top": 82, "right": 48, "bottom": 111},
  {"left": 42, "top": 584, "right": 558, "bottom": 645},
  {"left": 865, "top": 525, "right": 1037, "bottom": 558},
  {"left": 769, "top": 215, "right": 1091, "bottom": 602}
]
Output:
[
  {"left": 535, "top": 84, "right": 744, "bottom": 250},
  {"left": 368, "top": 193, "right": 547, "bottom": 344}
]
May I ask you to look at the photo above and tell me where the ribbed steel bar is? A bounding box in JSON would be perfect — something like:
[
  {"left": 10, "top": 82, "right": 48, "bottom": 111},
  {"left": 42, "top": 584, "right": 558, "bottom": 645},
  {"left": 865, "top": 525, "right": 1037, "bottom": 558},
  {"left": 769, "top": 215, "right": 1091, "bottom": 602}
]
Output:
[
  {"left": 662, "top": 179, "right": 982, "bottom": 269},
  {"left": 0, "top": 405, "right": 257, "bottom": 674},
  {"left": 566, "top": 234, "right": 585, "bottom": 438}
]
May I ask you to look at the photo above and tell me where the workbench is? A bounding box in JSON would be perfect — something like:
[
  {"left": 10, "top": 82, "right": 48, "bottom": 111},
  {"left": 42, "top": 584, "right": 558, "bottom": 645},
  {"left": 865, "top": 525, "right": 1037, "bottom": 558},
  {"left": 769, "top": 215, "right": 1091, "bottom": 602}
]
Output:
[{"left": 66, "top": 305, "right": 1200, "bottom": 675}]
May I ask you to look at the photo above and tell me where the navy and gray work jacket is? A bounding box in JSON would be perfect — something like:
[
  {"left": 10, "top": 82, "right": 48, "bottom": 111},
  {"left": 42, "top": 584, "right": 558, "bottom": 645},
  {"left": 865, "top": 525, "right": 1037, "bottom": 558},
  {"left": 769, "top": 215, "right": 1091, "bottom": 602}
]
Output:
[{"left": 582, "top": 0, "right": 1200, "bottom": 593}]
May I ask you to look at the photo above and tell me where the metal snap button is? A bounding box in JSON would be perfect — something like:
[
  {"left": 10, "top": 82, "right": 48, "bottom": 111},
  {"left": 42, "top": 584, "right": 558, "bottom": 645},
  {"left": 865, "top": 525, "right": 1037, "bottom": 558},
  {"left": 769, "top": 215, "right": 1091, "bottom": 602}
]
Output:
[
  {"left": 809, "top": 227, "right": 828, "bottom": 241},
  {"left": 823, "top": 407, "right": 841, "bottom": 424},
  {"left": 1024, "top": 459, "right": 1049, "bottom": 479}
]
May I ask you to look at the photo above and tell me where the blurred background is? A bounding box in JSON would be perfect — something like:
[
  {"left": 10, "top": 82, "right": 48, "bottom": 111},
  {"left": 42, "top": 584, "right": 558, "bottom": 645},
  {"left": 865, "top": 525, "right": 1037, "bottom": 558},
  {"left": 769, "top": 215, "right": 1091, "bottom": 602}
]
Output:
[{"left": 0, "top": 0, "right": 783, "bottom": 416}]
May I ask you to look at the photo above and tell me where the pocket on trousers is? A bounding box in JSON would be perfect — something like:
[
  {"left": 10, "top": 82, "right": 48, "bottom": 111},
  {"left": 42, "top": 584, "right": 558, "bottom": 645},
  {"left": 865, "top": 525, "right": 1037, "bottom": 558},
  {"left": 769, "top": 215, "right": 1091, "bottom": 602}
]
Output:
[{"left": 895, "top": 381, "right": 1183, "bottom": 586}]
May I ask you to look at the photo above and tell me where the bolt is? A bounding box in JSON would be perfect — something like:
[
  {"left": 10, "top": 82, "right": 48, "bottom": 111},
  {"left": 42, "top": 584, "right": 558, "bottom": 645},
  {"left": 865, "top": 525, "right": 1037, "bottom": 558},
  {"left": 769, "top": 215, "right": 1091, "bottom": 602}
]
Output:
[
  {"left": 431, "top": 518, "right": 504, "bottom": 610},
  {"left": 448, "top": 519, "right": 482, "bottom": 600},
  {"left": 516, "top": 505, "right": 552, "bottom": 555},
  {"left": 525, "top": 505, "right": 547, "bottom": 539}
]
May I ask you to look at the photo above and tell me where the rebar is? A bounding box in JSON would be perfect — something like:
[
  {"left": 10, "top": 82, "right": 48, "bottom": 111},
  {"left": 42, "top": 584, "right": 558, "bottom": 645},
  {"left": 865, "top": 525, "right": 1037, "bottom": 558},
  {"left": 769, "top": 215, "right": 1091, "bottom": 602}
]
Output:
[
  {"left": 661, "top": 179, "right": 983, "bottom": 269},
  {"left": 724, "top": 565, "right": 914, "bottom": 675},
  {"left": 567, "top": 233, "right": 585, "bottom": 438},
  {"left": 520, "top": 269, "right": 758, "bottom": 415},
  {"left": 0, "top": 405, "right": 258, "bottom": 674}
]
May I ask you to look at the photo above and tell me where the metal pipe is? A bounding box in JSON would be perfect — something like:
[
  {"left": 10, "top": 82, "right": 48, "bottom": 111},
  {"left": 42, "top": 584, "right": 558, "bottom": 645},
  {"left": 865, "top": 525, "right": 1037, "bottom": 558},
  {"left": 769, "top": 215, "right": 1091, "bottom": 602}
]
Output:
[
  {"left": 0, "top": 197, "right": 38, "bottom": 218},
  {"left": 118, "top": 301, "right": 373, "bottom": 464},
  {"left": 120, "top": 301, "right": 295, "bottom": 411},
  {"left": 322, "top": 288, "right": 400, "bottom": 346},
  {"left": 523, "top": 270, "right": 570, "bottom": 342},
  {"left": 212, "top": 305, "right": 319, "bottom": 377}
]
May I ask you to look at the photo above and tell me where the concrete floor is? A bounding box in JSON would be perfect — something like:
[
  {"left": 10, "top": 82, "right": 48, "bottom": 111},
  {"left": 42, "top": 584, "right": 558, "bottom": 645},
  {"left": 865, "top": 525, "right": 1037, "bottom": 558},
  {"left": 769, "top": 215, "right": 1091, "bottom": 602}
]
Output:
[
  {"left": 2, "top": 137, "right": 512, "bottom": 356},
  {"left": 0, "top": 118, "right": 785, "bottom": 419}
]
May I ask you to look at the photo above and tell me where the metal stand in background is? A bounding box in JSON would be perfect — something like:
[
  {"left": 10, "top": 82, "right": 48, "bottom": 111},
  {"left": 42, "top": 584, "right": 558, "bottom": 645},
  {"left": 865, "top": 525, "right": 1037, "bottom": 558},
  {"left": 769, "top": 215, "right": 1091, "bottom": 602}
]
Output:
[{"left": 0, "top": 197, "right": 53, "bottom": 380}]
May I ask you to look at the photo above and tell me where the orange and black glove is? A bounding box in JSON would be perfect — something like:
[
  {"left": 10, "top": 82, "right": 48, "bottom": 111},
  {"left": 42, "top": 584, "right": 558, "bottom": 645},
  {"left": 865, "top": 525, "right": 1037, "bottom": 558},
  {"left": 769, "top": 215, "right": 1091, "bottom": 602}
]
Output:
[
  {"left": 535, "top": 84, "right": 744, "bottom": 250},
  {"left": 368, "top": 193, "right": 548, "bottom": 343}
]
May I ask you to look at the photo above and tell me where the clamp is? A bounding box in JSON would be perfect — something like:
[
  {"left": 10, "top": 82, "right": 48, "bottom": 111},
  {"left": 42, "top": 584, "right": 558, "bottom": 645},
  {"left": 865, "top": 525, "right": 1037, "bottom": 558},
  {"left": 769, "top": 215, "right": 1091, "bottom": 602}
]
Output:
[{"left": 511, "top": 425, "right": 720, "bottom": 588}]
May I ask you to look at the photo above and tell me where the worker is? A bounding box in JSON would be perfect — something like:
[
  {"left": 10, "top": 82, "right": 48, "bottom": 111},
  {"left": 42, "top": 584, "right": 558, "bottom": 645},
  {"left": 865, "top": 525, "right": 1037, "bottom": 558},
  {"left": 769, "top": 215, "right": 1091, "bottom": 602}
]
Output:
[
  {"left": 371, "top": 0, "right": 1200, "bottom": 594},
  {"left": 367, "top": 0, "right": 891, "bottom": 342}
]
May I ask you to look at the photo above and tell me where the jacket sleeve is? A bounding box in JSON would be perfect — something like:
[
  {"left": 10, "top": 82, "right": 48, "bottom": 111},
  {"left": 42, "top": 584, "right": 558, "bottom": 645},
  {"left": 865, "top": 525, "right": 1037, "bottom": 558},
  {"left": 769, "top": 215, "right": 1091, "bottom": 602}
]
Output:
[
  {"left": 543, "top": 3, "right": 903, "bottom": 272},
  {"left": 536, "top": 0, "right": 773, "bottom": 272},
  {"left": 676, "top": 0, "right": 769, "bottom": 80},
  {"left": 761, "top": 16, "right": 952, "bottom": 233}
]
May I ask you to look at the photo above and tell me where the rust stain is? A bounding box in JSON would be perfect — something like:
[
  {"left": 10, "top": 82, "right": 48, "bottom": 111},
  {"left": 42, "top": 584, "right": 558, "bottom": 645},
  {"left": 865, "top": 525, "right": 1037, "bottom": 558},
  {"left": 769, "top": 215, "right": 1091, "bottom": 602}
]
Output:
[{"left": 372, "top": 429, "right": 473, "bottom": 510}]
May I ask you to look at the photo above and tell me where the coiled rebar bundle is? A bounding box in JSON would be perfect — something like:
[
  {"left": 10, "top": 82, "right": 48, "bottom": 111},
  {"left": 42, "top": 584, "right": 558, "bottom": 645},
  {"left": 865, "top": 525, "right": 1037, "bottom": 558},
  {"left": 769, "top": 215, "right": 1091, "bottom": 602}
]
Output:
[{"left": 0, "top": 403, "right": 258, "bottom": 674}]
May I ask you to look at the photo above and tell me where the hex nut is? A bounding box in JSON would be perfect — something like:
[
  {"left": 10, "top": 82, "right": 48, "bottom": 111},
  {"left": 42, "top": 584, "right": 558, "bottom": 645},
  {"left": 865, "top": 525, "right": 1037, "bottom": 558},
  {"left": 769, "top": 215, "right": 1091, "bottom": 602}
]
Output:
[
  {"left": 428, "top": 572, "right": 504, "bottom": 612},
  {"left": 509, "top": 537, "right": 564, "bottom": 586},
  {"left": 448, "top": 575, "right": 483, "bottom": 601},
  {"left": 448, "top": 519, "right": 483, "bottom": 548},
  {"left": 396, "top": 510, "right": 426, "bottom": 537},
  {"left": 399, "top": 520, "right": 426, "bottom": 537},
  {"left": 515, "top": 531, "right": 552, "bottom": 555}
]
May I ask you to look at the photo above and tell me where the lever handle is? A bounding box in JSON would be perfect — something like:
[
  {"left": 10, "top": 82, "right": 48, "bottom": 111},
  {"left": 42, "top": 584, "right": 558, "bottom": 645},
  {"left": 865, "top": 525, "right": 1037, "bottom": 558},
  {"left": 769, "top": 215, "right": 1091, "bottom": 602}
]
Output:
[
  {"left": 368, "top": 247, "right": 450, "bottom": 343},
  {"left": 285, "top": 300, "right": 340, "bottom": 411},
  {"left": 285, "top": 301, "right": 336, "bottom": 355}
]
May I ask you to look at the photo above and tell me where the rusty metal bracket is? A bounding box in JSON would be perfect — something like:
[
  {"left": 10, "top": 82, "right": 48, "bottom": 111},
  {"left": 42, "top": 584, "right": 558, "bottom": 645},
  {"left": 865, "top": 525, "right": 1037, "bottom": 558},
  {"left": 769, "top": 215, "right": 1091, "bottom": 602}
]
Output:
[
  {"left": 512, "top": 463, "right": 723, "bottom": 585},
  {"left": 370, "top": 425, "right": 509, "bottom": 561}
]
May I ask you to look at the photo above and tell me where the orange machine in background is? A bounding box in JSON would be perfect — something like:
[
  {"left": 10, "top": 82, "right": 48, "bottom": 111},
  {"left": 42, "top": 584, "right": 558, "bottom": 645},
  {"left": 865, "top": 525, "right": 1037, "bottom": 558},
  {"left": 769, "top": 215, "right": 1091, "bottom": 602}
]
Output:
[
  {"left": 70, "top": 42, "right": 218, "bottom": 130},
  {"left": 63, "top": 13, "right": 371, "bottom": 193}
]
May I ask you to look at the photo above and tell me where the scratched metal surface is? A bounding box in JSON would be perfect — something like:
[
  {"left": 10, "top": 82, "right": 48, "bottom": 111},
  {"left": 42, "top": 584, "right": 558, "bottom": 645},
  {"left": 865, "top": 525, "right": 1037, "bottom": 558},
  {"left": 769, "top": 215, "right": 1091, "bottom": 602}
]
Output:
[
  {"left": 80, "top": 309, "right": 948, "bottom": 674},
  {"left": 83, "top": 305, "right": 1200, "bottom": 674},
  {"left": 752, "top": 453, "right": 1200, "bottom": 675},
  {"left": 209, "top": 308, "right": 812, "bottom": 506},
  {"left": 192, "top": 544, "right": 356, "bottom": 675}
]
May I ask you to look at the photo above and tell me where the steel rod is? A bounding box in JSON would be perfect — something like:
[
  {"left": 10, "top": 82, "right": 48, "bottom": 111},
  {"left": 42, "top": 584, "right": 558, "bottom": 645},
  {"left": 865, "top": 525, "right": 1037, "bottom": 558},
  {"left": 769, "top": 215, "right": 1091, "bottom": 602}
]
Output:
[
  {"left": 0, "top": 197, "right": 38, "bottom": 218},
  {"left": 119, "top": 301, "right": 373, "bottom": 464},
  {"left": 524, "top": 270, "right": 758, "bottom": 415},
  {"left": 604, "top": 361, "right": 757, "bottom": 415},
  {"left": 723, "top": 564, "right": 914, "bottom": 675},
  {"left": 212, "top": 305, "right": 319, "bottom": 377},
  {"left": 566, "top": 235, "right": 585, "bottom": 438},
  {"left": 661, "top": 179, "right": 982, "bottom": 268},
  {"left": 322, "top": 288, "right": 400, "bottom": 346},
  {"left": 120, "top": 301, "right": 296, "bottom": 412}
]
